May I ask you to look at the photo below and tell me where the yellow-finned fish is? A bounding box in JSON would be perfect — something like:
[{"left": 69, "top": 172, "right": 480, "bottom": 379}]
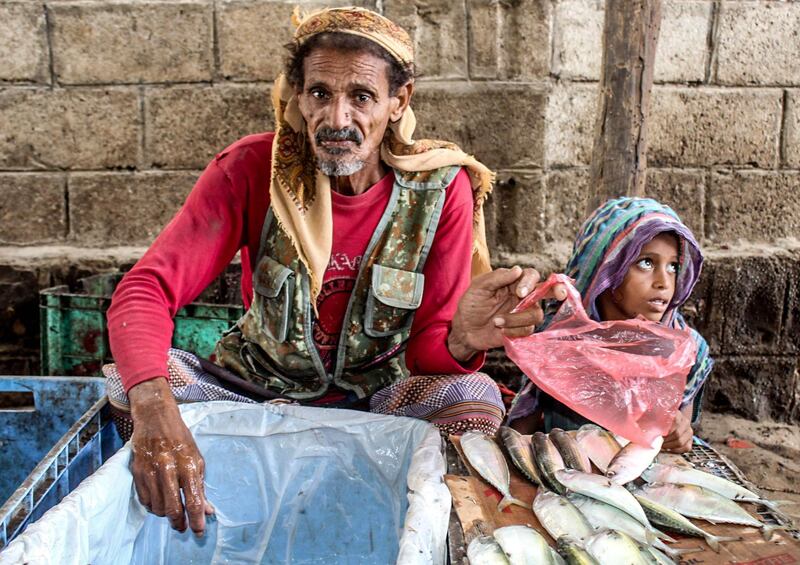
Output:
[
  {"left": 499, "top": 426, "right": 541, "bottom": 486},
  {"left": 461, "top": 431, "right": 527, "bottom": 511},
  {"left": 575, "top": 424, "right": 622, "bottom": 473}
]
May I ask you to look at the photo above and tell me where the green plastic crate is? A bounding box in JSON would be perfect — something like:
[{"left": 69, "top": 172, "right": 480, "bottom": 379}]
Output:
[{"left": 40, "top": 272, "right": 245, "bottom": 376}]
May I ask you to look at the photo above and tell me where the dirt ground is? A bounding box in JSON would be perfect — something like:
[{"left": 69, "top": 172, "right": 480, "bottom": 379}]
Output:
[{"left": 697, "top": 412, "right": 800, "bottom": 525}]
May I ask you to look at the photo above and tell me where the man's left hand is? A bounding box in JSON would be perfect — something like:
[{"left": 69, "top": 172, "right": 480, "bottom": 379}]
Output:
[{"left": 447, "top": 266, "right": 567, "bottom": 362}]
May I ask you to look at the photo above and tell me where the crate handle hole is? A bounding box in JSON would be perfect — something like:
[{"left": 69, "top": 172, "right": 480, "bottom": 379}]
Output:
[{"left": 0, "top": 391, "right": 36, "bottom": 412}]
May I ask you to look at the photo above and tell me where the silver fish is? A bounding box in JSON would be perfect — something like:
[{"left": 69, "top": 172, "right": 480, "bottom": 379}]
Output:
[
  {"left": 551, "top": 428, "right": 592, "bottom": 473},
  {"left": 461, "top": 431, "right": 527, "bottom": 511},
  {"left": 606, "top": 437, "right": 663, "bottom": 486},
  {"left": 467, "top": 535, "right": 510, "bottom": 565},
  {"left": 557, "top": 536, "right": 600, "bottom": 565},
  {"left": 533, "top": 489, "right": 594, "bottom": 543},
  {"left": 585, "top": 529, "right": 657, "bottom": 565},
  {"left": 554, "top": 469, "right": 649, "bottom": 527},
  {"left": 633, "top": 492, "right": 741, "bottom": 553},
  {"left": 533, "top": 431, "right": 567, "bottom": 494},
  {"left": 635, "top": 482, "right": 782, "bottom": 539},
  {"left": 641, "top": 462, "right": 783, "bottom": 511},
  {"left": 568, "top": 493, "right": 667, "bottom": 545},
  {"left": 493, "top": 525, "right": 562, "bottom": 565},
  {"left": 499, "top": 426, "right": 541, "bottom": 485},
  {"left": 576, "top": 424, "right": 622, "bottom": 473}
]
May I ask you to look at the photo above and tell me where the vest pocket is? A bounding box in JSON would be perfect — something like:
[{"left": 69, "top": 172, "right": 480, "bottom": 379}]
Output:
[
  {"left": 364, "top": 264, "right": 424, "bottom": 338},
  {"left": 253, "top": 255, "right": 295, "bottom": 343}
]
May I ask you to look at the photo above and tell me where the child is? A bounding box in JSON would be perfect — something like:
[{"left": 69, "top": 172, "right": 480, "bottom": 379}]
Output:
[{"left": 508, "top": 197, "right": 713, "bottom": 453}]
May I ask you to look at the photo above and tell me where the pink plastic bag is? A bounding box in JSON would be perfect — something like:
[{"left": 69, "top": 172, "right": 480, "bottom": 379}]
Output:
[{"left": 504, "top": 273, "right": 697, "bottom": 446}]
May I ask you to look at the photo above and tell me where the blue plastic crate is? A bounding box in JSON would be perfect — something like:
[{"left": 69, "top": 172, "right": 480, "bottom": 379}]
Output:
[{"left": 0, "top": 377, "right": 122, "bottom": 548}]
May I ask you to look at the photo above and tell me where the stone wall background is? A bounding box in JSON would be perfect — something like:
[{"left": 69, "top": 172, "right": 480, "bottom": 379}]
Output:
[{"left": 1, "top": 0, "right": 799, "bottom": 421}]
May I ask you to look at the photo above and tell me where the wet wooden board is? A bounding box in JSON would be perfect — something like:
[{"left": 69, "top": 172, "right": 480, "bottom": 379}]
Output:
[{"left": 447, "top": 435, "right": 800, "bottom": 565}]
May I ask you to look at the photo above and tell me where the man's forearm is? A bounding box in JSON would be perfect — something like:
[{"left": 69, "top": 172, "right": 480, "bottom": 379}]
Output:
[
  {"left": 128, "top": 377, "right": 175, "bottom": 419},
  {"left": 447, "top": 323, "right": 480, "bottom": 363}
]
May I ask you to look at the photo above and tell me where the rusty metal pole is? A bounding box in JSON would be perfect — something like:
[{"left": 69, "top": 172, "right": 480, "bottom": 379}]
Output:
[{"left": 586, "top": 0, "right": 663, "bottom": 214}]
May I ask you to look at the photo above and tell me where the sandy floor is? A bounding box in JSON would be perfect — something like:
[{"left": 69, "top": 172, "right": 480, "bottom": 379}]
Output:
[{"left": 698, "top": 412, "right": 800, "bottom": 523}]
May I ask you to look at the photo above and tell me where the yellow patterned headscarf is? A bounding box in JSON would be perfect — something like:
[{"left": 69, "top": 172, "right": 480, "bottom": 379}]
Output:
[{"left": 270, "top": 6, "right": 494, "bottom": 305}]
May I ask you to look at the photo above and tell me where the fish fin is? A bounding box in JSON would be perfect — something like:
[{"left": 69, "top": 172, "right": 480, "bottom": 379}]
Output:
[
  {"left": 652, "top": 527, "right": 676, "bottom": 543},
  {"left": 497, "top": 494, "right": 528, "bottom": 512},
  {"left": 761, "top": 524, "right": 789, "bottom": 541},
  {"left": 664, "top": 546, "right": 704, "bottom": 559},
  {"left": 706, "top": 535, "right": 742, "bottom": 553},
  {"left": 645, "top": 528, "right": 656, "bottom": 544},
  {"left": 759, "top": 499, "right": 797, "bottom": 512}
]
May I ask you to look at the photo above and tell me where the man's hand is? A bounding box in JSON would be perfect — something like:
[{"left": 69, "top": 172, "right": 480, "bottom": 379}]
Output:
[
  {"left": 128, "top": 378, "right": 214, "bottom": 536},
  {"left": 662, "top": 407, "right": 693, "bottom": 453},
  {"left": 447, "top": 266, "right": 567, "bottom": 362}
]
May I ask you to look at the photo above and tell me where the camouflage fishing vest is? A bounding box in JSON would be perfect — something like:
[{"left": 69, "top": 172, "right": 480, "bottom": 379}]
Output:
[{"left": 214, "top": 165, "right": 459, "bottom": 400}]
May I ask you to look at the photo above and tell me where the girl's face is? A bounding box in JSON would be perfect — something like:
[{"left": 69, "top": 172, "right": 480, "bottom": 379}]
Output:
[{"left": 599, "top": 233, "right": 680, "bottom": 322}]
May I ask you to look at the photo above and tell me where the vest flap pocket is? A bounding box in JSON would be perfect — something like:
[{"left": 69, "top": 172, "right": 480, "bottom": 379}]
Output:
[
  {"left": 253, "top": 255, "right": 294, "bottom": 343},
  {"left": 255, "top": 256, "right": 293, "bottom": 298},
  {"left": 371, "top": 265, "right": 424, "bottom": 309}
]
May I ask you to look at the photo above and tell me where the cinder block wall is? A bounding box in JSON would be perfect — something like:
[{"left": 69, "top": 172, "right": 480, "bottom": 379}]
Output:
[{"left": 1, "top": 1, "right": 798, "bottom": 421}]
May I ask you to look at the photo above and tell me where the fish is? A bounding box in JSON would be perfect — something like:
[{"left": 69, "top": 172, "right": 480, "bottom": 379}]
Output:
[
  {"left": 576, "top": 424, "right": 623, "bottom": 473},
  {"left": 499, "top": 426, "right": 541, "bottom": 485},
  {"left": 493, "top": 525, "right": 563, "bottom": 565},
  {"left": 557, "top": 536, "right": 600, "bottom": 565},
  {"left": 635, "top": 482, "right": 784, "bottom": 540},
  {"left": 555, "top": 469, "right": 650, "bottom": 527},
  {"left": 585, "top": 529, "right": 657, "bottom": 565},
  {"left": 568, "top": 493, "right": 669, "bottom": 545},
  {"left": 634, "top": 493, "right": 741, "bottom": 553},
  {"left": 533, "top": 431, "right": 567, "bottom": 494},
  {"left": 551, "top": 428, "right": 592, "bottom": 473},
  {"left": 606, "top": 437, "right": 663, "bottom": 485},
  {"left": 467, "top": 535, "right": 510, "bottom": 565},
  {"left": 641, "top": 462, "right": 787, "bottom": 512},
  {"left": 533, "top": 489, "right": 594, "bottom": 543},
  {"left": 461, "top": 431, "right": 527, "bottom": 511}
]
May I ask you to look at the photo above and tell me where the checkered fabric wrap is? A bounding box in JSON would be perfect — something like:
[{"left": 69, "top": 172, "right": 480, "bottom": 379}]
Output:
[{"left": 369, "top": 372, "right": 505, "bottom": 435}]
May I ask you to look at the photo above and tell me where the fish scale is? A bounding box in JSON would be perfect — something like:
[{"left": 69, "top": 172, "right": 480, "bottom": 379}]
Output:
[{"left": 461, "top": 431, "right": 527, "bottom": 512}]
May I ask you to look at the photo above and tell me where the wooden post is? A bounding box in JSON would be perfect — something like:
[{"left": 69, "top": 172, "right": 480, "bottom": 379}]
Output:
[{"left": 587, "top": 0, "right": 663, "bottom": 213}]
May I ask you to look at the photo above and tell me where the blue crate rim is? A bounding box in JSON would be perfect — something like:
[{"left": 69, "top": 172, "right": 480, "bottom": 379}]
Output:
[{"left": 0, "top": 392, "right": 110, "bottom": 548}]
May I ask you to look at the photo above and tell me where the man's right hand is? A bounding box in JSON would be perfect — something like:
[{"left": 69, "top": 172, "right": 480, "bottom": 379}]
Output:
[{"left": 128, "top": 378, "right": 214, "bottom": 536}]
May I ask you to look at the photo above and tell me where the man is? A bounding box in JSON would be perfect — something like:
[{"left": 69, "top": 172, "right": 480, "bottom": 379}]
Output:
[{"left": 106, "top": 7, "right": 565, "bottom": 537}]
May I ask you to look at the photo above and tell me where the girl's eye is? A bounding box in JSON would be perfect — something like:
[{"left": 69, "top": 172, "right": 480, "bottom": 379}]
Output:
[
  {"left": 636, "top": 258, "right": 654, "bottom": 270},
  {"left": 667, "top": 262, "right": 679, "bottom": 274}
]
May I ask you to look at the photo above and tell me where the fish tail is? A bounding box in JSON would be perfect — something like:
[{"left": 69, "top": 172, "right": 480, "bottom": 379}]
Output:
[
  {"left": 705, "top": 534, "right": 742, "bottom": 553},
  {"left": 497, "top": 494, "right": 528, "bottom": 512},
  {"left": 760, "top": 499, "right": 798, "bottom": 512},
  {"left": 760, "top": 524, "right": 789, "bottom": 541}
]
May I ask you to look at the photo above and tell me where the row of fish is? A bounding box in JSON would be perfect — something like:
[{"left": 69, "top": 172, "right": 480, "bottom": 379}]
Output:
[{"left": 460, "top": 426, "right": 785, "bottom": 563}]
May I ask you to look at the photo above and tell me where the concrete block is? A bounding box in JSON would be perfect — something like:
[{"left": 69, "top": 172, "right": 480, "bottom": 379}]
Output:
[
  {"left": 649, "top": 87, "right": 782, "bottom": 168},
  {"left": 384, "top": 0, "right": 467, "bottom": 79},
  {"left": 544, "top": 168, "right": 590, "bottom": 244},
  {"left": 467, "top": 0, "right": 550, "bottom": 80},
  {"left": 704, "top": 356, "right": 799, "bottom": 423},
  {"left": 545, "top": 82, "right": 596, "bottom": 167},
  {"left": 0, "top": 3, "right": 49, "bottom": 83},
  {"left": 551, "top": 0, "right": 603, "bottom": 80},
  {"left": 0, "top": 174, "right": 66, "bottom": 244},
  {"left": 218, "top": 0, "right": 377, "bottom": 82},
  {"left": 69, "top": 172, "right": 198, "bottom": 246},
  {"left": 0, "top": 88, "right": 139, "bottom": 170},
  {"left": 655, "top": 1, "right": 711, "bottom": 83},
  {"left": 552, "top": 0, "right": 709, "bottom": 82},
  {"left": 784, "top": 253, "right": 800, "bottom": 354},
  {"left": 717, "top": 2, "right": 800, "bottom": 86},
  {"left": 145, "top": 84, "right": 273, "bottom": 169},
  {"left": 784, "top": 90, "right": 800, "bottom": 168},
  {"left": 645, "top": 168, "right": 705, "bottom": 240},
  {"left": 707, "top": 171, "right": 800, "bottom": 243},
  {"left": 711, "top": 253, "right": 787, "bottom": 355},
  {"left": 50, "top": 2, "right": 213, "bottom": 84},
  {"left": 412, "top": 82, "right": 546, "bottom": 169},
  {"left": 483, "top": 171, "right": 545, "bottom": 255},
  {"left": 679, "top": 256, "right": 720, "bottom": 355}
]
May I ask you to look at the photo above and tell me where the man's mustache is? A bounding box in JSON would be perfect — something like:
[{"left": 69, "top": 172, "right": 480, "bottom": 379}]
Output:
[{"left": 315, "top": 127, "right": 363, "bottom": 146}]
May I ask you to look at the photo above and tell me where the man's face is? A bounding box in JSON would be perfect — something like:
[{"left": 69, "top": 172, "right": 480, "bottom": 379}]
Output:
[{"left": 296, "top": 48, "right": 405, "bottom": 177}]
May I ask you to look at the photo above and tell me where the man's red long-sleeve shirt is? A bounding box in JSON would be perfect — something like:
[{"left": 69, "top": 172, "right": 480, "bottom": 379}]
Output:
[{"left": 108, "top": 133, "right": 485, "bottom": 393}]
